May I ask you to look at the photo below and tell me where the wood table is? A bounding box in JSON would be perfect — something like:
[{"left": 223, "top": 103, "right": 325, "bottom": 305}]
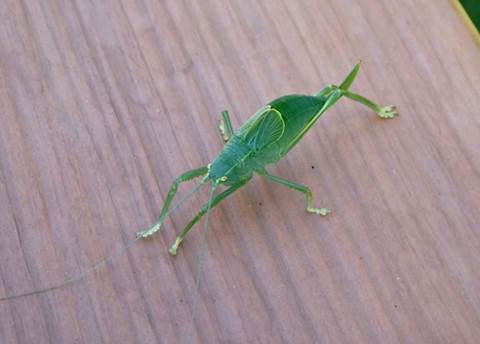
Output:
[{"left": 1, "top": 1, "right": 479, "bottom": 343}]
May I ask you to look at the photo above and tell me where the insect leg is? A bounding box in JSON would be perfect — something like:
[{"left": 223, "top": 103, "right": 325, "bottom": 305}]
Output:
[
  {"left": 169, "top": 179, "right": 249, "bottom": 255},
  {"left": 258, "top": 169, "right": 330, "bottom": 216},
  {"left": 317, "top": 84, "right": 397, "bottom": 119},
  {"left": 338, "top": 62, "right": 361, "bottom": 90},
  {"left": 315, "top": 63, "right": 361, "bottom": 99},
  {"left": 315, "top": 63, "right": 396, "bottom": 117},
  {"left": 315, "top": 84, "right": 337, "bottom": 99},
  {"left": 342, "top": 90, "right": 398, "bottom": 118},
  {"left": 219, "top": 110, "right": 234, "bottom": 142},
  {"left": 315, "top": 63, "right": 361, "bottom": 98},
  {"left": 137, "top": 166, "right": 209, "bottom": 238}
]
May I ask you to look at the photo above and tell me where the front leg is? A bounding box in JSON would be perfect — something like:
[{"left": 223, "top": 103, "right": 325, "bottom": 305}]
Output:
[
  {"left": 257, "top": 169, "right": 330, "bottom": 216},
  {"left": 169, "top": 178, "right": 249, "bottom": 255},
  {"left": 219, "top": 110, "right": 234, "bottom": 142},
  {"left": 137, "top": 166, "right": 209, "bottom": 238}
]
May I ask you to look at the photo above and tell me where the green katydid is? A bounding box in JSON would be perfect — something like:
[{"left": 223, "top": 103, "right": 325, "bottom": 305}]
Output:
[
  {"left": 137, "top": 62, "right": 396, "bottom": 255},
  {"left": 0, "top": 62, "right": 396, "bottom": 302}
]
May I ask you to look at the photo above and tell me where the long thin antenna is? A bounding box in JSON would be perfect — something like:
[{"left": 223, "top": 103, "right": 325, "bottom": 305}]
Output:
[
  {"left": 0, "top": 179, "right": 207, "bottom": 302},
  {"left": 0, "top": 236, "right": 142, "bottom": 302},
  {"left": 187, "top": 182, "right": 217, "bottom": 344}
]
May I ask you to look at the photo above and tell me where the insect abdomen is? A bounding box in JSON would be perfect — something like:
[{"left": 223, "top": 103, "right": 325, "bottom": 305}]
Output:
[{"left": 268, "top": 94, "right": 325, "bottom": 156}]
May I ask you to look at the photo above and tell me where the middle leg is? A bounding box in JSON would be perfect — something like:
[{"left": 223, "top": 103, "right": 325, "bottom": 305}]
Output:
[
  {"left": 258, "top": 169, "right": 330, "bottom": 216},
  {"left": 218, "top": 110, "right": 234, "bottom": 142}
]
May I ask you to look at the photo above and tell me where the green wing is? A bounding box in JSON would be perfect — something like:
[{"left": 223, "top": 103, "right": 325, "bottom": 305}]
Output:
[{"left": 242, "top": 107, "right": 285, "bottom": 150}]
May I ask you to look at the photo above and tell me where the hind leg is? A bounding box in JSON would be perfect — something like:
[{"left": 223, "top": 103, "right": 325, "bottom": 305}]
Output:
[
  {"left": 317, "top": 85, "right": 397, "bottom": 118},
  {"left": 342, "top": 90, "right": 397, "bottom": 118}
]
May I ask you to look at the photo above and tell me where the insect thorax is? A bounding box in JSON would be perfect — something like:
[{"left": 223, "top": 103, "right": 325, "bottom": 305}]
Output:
[{"left": 208, "top": 136, "right": 258, "bottom": 184}]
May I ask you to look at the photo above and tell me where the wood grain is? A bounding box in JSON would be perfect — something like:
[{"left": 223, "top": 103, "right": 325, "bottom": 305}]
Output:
[{"left": 1, "top": 0, "right": 479, "bottom": 343}]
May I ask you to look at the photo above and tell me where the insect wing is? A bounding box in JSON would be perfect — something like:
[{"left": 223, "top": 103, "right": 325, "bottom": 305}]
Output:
[{"left": 242, "top": 108, "right": 285, "bottom": 150}]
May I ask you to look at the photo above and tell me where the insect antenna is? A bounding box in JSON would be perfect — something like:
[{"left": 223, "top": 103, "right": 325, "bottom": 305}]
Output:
[
  {"left": 186, "top": 181, "right": 218, "bottom": 343},
  {"left": 0, "top": 178, "right": 208, "bottom": 302}
]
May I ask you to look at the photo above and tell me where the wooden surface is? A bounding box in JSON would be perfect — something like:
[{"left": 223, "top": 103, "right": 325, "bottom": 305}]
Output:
[{"left": 1, "top": 1, "right": 479, "bottom": 343}]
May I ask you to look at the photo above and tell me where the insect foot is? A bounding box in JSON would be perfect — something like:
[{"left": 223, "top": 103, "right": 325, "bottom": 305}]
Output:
[
  {"left": 377, "top": 105, "right": 398, "bottom": 119},
  {"left": 307, "top": 207, "right": 331, "bottom": 216},
  {"left": 137, "top": 223, "right": 161, "bottom": 238},
  {"left": 169, "top": 237, "right": 183, "bottom": 256}
]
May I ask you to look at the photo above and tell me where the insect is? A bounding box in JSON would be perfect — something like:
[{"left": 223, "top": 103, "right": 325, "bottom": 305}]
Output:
[
  {"left": 137, "top": 62, "right": 397, "bottom": 255},
  {"left": 0, "top": 63, "right": 396, "bottom": 303}
]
